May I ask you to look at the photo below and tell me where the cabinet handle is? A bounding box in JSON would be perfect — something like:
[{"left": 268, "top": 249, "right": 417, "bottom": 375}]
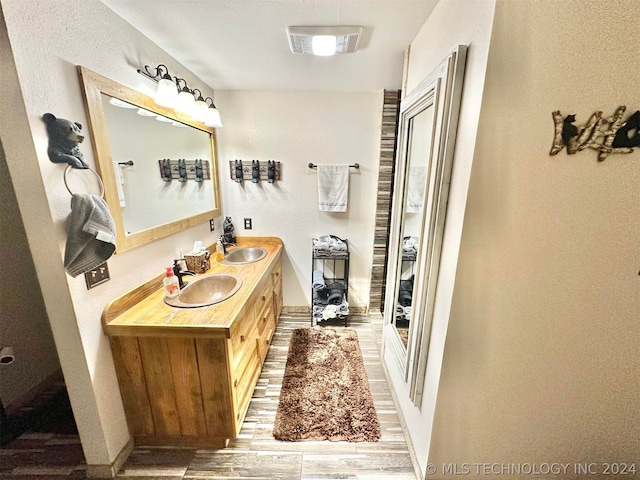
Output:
[
  {"left": 274, "top": 271, "right": 280, "bottom": 277},
  {"left": 262, "top": 295, "right": 266, "bottom": 302},
  {"left": 240, "top": 335, "right": 245, "bottom": 342},
  {"left": 234, "top": 379, "right": 238, "bottom": 388},
  {"left": 263, "top": 317, "right": 267, "bottom": 323}
]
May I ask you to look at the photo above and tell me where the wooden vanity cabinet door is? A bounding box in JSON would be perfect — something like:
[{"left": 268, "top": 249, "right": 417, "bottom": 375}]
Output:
[
  {"left": 109, "top": 336, "right": 155, "bottom": 436},
  {"left": 195, "top": 337, "right": 234, "bottom": 439}
]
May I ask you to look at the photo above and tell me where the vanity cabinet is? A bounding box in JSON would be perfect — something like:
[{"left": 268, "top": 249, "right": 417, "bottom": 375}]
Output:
[{"left": 103, "top": 238, "right": 282, "bottom": 447}]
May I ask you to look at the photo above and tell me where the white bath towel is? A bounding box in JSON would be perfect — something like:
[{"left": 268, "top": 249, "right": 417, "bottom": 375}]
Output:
[
  {"left": 316, "top": 164, "right": 349, "bottom": 212},
  {"left": 406, "top": 165, "right": 427, "bottom": 213}
]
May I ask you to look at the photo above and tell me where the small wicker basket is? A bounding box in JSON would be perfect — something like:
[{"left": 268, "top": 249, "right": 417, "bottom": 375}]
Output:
[{"left": 184, "top": 251, "right": 211, "bottom": 274}]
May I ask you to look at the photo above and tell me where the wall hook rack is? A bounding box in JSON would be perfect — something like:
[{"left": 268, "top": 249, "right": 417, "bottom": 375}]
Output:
[
  {"left": 157, "top": 159, "right": 210, "bottom": 182},
  {"left": 229, "top": 160, "right": 281, "bottom": 182}
]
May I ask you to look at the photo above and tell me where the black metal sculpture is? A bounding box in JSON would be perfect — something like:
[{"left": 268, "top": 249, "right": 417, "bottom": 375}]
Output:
[{"left": 42, "top": 113, "right": 88, "bottom": 169}]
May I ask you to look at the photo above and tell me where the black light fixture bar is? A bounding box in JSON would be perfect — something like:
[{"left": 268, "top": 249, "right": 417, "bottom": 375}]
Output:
[{"left": 137, "top": 64, "right": 170, "bottom": 83}]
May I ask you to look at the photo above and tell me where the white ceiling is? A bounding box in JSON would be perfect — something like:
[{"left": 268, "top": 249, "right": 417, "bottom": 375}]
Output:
[{"left": 100, "top": 0, "right": 439, "bottom": 92}]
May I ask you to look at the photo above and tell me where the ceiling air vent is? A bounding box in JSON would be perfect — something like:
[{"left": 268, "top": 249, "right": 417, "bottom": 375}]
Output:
[{"left": 286, "top": 26, "right": 363, "bottom": 55}]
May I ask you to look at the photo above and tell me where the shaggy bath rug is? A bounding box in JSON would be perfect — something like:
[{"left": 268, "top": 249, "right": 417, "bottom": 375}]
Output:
[{"left": 273, "top": 327, "right": 381, "bottom": 442}]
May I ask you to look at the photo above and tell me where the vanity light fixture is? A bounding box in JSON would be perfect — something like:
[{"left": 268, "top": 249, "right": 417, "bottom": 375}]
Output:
[
  {"left": 137, "top": 64, "right": 179, "bottom": 107},
  {"left": 286, "top": 26, "right": 363, "bottom": 56},
  {"left": 192, "top": 89, "right": 210, "bottom": 122},
  {"left": 137, "top": 63, "right": 223, "bottom": 127},
  {"left": 175, "top": 78, "right": 196, "bottom": 115},
  {"left": 204, "top": 97, "right": 223, "bottom": 128}
]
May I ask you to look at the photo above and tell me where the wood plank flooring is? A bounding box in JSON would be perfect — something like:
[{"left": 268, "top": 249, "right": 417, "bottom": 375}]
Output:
[{"left": 1, "top": 314, "right": 417, "bottom": 480}]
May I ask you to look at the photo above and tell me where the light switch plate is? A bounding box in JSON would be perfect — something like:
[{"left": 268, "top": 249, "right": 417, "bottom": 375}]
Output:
[
  {"left": 84, "top": 262, "right": 110, "bottom": 289},
  {"left": 244, "top": 218, "right": 252, "bottom": 230}
]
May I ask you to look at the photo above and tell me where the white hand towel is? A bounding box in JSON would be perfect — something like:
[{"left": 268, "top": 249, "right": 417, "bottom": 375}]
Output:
[{"left": 317, "top": 164, "right": 349, "bottom": 212}]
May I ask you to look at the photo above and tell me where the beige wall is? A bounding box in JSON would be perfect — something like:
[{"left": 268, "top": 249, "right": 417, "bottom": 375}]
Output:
[
  {"left": 215, "top": 90, "right": 381, "bottom": 308},
  {"left": 428, "top": 0, "right": 640, "bottom": 476}
]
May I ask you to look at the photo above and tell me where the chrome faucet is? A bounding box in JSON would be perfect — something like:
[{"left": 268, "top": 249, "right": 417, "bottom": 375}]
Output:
[{"left": 173, "top": 259, "right": 196, "bottom": 289}]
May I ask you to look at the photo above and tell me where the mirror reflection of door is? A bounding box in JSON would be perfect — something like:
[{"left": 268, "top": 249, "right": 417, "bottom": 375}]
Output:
[{"left": 393, "top": 104, "right": 435, "bottom": 347}]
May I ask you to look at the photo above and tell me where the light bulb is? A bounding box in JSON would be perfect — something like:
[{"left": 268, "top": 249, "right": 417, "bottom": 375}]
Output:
[
  {"left": 204, "top": 106, "right": 223, "bottom": 128},
  {"left": 176, "top": 89, "right": 195, "bottom": 115},
  {"left": 312, "top": 35, "right": 337, "bottom": 56},
  {"left": 155, "top": 77, "right": 178, "bottom": 108},
  {"left": 193, "top": 98, "right": 209, "bottom": 122}
]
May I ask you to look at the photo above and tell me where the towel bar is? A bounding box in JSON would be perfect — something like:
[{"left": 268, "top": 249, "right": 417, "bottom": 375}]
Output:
[{"left": 308, "top": 163, "right": 359, "bottom": 169}]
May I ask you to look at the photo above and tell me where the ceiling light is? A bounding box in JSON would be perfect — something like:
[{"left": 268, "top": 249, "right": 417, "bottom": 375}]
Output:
[
  {"left": 286, "top": 26, "right": 363, "bottom": 56},
  {"left": 312, "top": 35, "right": 337, "bottom": 56}
]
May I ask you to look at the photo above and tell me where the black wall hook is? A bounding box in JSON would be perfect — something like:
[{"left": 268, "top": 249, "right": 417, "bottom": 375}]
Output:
[
  {"left": 252, "top": 160, "right": 260, "bottom": 183},
  {"left": 267, "top": 160, "right": 276, "bottom": 183},
  {"left": 161, "top": 159, "right": 172, "bottom": 182},
  {"left": 177, "top": 159, "right": 187, "bottom": 182},
  {"left": 194, "top": 159, "right": 203, "bottom": 182},
  {"left": 234, "top": 159, "right": 243, "bottom": 183}
]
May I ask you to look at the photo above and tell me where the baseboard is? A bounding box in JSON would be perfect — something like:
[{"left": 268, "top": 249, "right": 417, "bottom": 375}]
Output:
[
  {"left": 281, "top": 306, "right": 369, "bottom": 314},
  {"left": 85, "top": 436, "right": 134, "bottom": 478},
  {"left": 379, "top": 348, "right": 423, "bottom": 480}
]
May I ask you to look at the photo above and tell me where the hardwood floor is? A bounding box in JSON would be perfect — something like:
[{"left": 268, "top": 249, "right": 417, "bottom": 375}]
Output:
[{"left": 1, "top": 314, "right": 417, "bottom": 480}]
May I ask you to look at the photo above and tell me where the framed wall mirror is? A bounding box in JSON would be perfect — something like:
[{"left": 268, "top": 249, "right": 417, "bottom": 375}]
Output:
[
  {"left": 384, "top": 45, "right": 467, "bottom": 406},
  {"left": 78, "top": 66, "right": 221, "bottom": 253}
]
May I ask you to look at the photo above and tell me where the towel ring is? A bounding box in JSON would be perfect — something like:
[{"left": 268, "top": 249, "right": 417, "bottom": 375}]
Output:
[{"left": 63, "top": 165, "right": 105, "bottom": 198}]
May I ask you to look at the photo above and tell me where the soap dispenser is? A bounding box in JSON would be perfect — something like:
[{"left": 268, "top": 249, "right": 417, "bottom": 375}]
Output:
[{"left": 163, "top": 267, "right": 180, "bottom": 298}]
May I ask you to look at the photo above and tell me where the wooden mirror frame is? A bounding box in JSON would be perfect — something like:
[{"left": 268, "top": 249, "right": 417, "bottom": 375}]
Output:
[
  {"left": 383, "top": 45, "right": 467, "bottom": 406},
  {"left": 78, "top": 66, "right": 221, "bottom": 253}
]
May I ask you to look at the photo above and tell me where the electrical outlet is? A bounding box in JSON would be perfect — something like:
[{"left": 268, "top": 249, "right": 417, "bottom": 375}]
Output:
[
  {"left": 84, "top": 262, "right": 110, "bottom": 289},
  {"left": 209, "top": 219, "right": 215, "bottom": 231},
  {"left": 244, "top": 218, "right": 252, "bottom": 230}
]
